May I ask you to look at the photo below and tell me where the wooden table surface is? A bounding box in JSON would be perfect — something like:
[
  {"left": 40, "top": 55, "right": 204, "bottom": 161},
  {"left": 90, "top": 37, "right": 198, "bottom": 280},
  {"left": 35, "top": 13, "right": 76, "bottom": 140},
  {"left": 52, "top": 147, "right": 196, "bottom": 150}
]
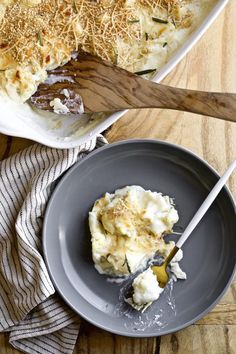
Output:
[{"left": 1, "top": 1, "right": 236, "bottom": 353}]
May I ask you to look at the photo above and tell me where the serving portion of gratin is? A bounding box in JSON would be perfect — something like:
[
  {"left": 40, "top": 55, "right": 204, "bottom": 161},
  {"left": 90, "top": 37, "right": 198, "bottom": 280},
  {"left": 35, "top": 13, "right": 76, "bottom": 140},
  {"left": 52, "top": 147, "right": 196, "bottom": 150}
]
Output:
[
  {"left": 89, "top": 186, "right": 179, "bottom": 276},
  {"left": 89, "top": 185, "right": 187, "bottom": 310},
  {"left": 0, "top": 0, "right": 216, "bottom": 104}
]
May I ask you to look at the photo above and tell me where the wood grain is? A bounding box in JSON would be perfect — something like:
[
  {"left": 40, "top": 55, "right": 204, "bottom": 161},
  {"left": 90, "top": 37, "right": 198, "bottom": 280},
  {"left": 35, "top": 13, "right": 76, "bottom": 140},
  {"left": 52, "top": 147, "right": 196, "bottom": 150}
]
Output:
[
  {"left": 32, "top": 53, "right": 236, "bottom": 122},
  {"left": 160, "top": 325, "right": 236, "bottom": 354},
  {"left": 0, "top": 1, "right": 236, "bottom": 353},
  {"left": 196, "top": 304, "right": 236, "bottom": 325},
  {"left": 76, "top": 322, "right": 158, "bottom": 354}
]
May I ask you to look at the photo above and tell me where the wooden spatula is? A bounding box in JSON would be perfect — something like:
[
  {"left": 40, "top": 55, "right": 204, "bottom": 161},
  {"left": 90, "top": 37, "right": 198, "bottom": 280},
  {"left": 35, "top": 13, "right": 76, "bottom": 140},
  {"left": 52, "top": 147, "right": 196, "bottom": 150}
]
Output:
[{"left": 30, "top": 53, "right": 236, "bottom": 122}]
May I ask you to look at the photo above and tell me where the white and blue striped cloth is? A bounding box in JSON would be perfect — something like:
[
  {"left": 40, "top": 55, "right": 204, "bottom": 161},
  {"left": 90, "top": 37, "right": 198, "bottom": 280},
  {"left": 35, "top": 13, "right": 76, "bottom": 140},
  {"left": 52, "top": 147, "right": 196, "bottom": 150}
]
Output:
[{"left": 0, "top": 135, "right": 107, "bottom": 354}]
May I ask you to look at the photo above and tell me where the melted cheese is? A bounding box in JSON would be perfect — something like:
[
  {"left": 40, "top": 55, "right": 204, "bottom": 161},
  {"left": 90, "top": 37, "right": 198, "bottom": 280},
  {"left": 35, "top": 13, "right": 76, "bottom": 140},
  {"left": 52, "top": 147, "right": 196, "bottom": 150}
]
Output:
[{"left": 89, "top": 186, "right": 179, "bottom": 276}]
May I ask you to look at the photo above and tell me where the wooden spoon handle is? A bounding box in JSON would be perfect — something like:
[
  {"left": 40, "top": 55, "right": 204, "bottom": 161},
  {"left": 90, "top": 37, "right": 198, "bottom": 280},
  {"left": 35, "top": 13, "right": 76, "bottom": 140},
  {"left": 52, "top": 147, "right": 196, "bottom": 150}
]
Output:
[
  {"left": 31, "top": 53, "right": 236, "bottom": 121},
  {"left": 134, "top": 78, "right": 236, "bottom": 123}
]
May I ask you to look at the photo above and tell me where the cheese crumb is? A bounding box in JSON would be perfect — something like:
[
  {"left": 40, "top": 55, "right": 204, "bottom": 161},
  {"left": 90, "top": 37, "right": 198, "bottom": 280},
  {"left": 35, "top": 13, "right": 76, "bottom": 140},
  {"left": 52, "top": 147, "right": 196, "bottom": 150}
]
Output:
[{"left": 49, "top": 98, "right": 70, "bottom": 115}]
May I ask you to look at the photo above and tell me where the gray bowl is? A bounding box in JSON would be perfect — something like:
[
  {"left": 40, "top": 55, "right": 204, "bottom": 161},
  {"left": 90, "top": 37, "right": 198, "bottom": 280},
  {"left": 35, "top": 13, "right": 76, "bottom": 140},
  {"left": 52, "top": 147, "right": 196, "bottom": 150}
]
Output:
[{"left": 43, "top": 139, "right": 236, "bottom": 337}]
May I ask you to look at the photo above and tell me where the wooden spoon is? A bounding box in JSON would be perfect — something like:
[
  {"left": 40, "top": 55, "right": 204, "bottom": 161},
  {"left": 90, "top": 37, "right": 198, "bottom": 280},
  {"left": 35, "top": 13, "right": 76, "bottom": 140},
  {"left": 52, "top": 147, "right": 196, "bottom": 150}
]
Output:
[{"left": 30, "top": 53, "right": 236, "bottom": 122}]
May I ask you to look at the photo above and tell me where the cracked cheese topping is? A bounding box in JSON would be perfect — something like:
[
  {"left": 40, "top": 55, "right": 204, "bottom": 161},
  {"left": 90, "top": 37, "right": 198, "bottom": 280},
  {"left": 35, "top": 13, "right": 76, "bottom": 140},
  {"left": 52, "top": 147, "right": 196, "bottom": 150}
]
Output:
[{"left": 89, "top": 186, "right": 179, "bottom": 276}]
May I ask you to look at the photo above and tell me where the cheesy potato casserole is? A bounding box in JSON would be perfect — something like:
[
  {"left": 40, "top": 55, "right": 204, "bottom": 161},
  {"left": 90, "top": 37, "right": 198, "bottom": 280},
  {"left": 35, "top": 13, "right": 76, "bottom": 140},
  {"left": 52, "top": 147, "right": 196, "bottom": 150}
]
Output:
[
  {"left": 0, "top": 0, "right": 216, "bottom": 104},
  {"left": 89, "top": 185, "right": 179, "bottom": 276},
  {"left": 89, "top": 185, "right": 187, "bottom": 310}
]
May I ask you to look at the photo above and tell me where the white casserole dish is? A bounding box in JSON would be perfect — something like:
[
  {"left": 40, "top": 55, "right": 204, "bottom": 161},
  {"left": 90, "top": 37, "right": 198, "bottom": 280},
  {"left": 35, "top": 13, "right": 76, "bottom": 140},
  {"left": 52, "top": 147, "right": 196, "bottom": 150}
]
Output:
[{"left": 0, "top": 0, "right": 229, "bottom": 148}]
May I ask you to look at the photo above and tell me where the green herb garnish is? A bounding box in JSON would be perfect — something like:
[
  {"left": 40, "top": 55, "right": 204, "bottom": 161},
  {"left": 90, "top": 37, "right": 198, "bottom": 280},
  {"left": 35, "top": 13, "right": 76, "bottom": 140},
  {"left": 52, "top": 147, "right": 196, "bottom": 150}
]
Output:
[
  {"left": 145, "top": 32, "right": 149, "bottom": 40},
  {"left": 112, "top": 47, "right": 118, "bottom": 65},
  {"left": 152, "top": 17, "right": 168, "bottom": 24},
  {"left": 163, "top": 42, "right": 168, "bottom": 47},
  {"left": 37, "top": 32, "right": 43, "bottom": 46},
  {"left": 128, "top": 19, "right": 140, "bottom": 24},
  {"left": 135, "top": 68, "right": 156, "bottom": 75},
  {"left": 73, "top": 1, "right": 78, "bottom": 13},
  {"left": 125, "top": 255, "right": 131, "bottom": 273},
  {"left": 106, "top": 253, "right": 111, "bottom": 260}
]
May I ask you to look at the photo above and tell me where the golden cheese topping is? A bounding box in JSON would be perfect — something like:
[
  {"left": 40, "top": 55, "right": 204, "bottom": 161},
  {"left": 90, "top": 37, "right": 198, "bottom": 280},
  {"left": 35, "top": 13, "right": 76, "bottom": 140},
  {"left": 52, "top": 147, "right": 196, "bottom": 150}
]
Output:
[
  {"left": 89, "top": 186, "right": 179, "bottom": 276},
  {"left": 0, "top": 0, "right": 216, "bottom": 103},
  {"left": 0, "top": 1, "right": 184, "bottom": 67}
]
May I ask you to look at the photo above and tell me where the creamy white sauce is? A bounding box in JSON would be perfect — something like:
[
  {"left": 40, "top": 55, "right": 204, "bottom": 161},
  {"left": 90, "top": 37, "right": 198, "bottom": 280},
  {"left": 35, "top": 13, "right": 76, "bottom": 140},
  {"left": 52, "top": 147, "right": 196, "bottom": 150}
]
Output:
[
  {"left": 45, "top": 75, "right": 76, "bottom": 85},
  {"left": 170, "top": 262, "right": 187, "bottom": 280},
  {"left": 61, "top": 89, "right": 70, "bottom": 98},
  {"left": 169, "top": 248, "right": 187, "bottom": 279},
  {"left": 171, "top": 248, "right": 184, "bottom": 263}
]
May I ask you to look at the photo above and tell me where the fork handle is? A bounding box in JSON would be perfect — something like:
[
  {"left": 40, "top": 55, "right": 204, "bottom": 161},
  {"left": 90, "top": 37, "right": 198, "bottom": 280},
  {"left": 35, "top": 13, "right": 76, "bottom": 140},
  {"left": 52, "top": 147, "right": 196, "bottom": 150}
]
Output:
[{"left": 176, "top": 158, "right": 236, "bottom": 248}]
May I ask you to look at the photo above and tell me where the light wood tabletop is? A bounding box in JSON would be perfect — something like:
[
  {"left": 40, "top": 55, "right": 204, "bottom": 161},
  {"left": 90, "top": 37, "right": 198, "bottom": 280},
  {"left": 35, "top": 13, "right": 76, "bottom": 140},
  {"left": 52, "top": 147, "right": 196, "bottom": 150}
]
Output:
[{"left": 1, "top": 1, "right": 236, "bottom": 353}]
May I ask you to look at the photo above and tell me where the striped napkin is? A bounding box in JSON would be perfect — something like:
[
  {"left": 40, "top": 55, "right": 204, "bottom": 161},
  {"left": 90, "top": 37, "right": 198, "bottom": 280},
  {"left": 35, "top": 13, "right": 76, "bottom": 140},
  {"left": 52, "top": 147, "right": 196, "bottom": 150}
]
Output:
[{"left": 0, "top": 135, "right": 107, "bottom": 354}]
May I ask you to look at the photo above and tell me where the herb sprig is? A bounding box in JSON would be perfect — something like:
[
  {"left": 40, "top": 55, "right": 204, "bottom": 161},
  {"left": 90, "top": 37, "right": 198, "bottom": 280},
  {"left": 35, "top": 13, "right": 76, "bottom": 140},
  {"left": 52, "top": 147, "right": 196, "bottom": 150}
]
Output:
[
  {"left": 152, "top": 17, "right": 168, "bottom": 24},
  {"left": 135, "top": 68, "right": 157, "bottom": 75},
  {"left": 37, "top": 32, "right": 43, "bottom": 46}
]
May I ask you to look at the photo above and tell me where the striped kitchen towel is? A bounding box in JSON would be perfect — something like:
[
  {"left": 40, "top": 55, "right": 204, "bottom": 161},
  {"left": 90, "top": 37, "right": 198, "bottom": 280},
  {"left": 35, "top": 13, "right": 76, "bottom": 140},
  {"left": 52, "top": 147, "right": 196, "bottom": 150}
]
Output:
[{"left": 0, "top": 135, "right": 107, "bottom": 354}]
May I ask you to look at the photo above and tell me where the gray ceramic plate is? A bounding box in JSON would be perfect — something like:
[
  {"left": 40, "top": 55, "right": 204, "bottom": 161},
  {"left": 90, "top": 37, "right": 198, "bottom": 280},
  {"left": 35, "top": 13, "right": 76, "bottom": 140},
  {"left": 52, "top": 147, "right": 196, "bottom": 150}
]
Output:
[{"left": 43, "top": 139, "right": 236, "bottom": 337}]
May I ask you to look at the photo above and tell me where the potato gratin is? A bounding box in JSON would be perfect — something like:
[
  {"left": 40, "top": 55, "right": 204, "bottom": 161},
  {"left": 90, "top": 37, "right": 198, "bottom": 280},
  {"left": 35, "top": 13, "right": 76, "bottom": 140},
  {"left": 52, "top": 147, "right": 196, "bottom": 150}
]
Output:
[
  {"left": 0, "top": 0, "right": 215, "bottom": 103},
  {"left": 89, "top": 185, "right": 187, "bottom": 310},
  {"left": 89, "top": 186, "right": 179, "bottom": 276}
]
